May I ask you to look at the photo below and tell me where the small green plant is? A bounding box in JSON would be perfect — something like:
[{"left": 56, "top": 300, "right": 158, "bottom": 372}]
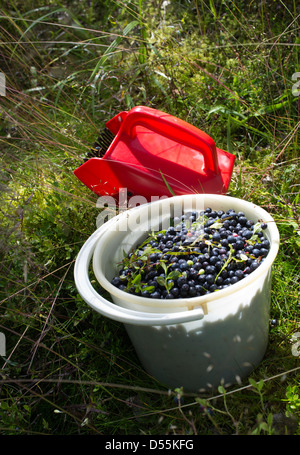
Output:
[
  {"left": 283, "top": 385, "right": 300, "bottom": 416},
  {"left": 251, "top": 413, "right": 274, "bottom": 435},
  {"left": 249, "top": 378, "right": 265, "bottom": 409},
  {"left": 155, "top": 262, "right": 181, "bottom": 294}
]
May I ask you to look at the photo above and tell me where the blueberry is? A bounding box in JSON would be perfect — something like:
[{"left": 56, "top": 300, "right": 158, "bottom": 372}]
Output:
[
  {"left": 148, "top": 279, "right": 158, "bottom": 288},
  {"left": 250, "top": 261, "right": 260, "bottom": 271},
  {"left": 181, "top": 283, "right": 190, "bottom": 292},
  {"left": 209, "top": 284, "right": 218, "bottom": 292},
  {"left": 246, "top": 220, "right": 255, "bottom": 229},
  {"left": 238, "top": 216, "right": 247, "bottom": 225},
  {"left": 214, "top": 261, "right": 223, "bottom": 271},
  {"left": 195, "top": 284, "right": 203, "bottom": 293},
  {"left": 221, "top": 238, "right": 229, "bottom": 247},
  {"left": 230, "top": 276, "right": 239, "bottom": 284},
  {"left": 150, "top": 291, "right": 161, "bottom": 299},
  {"left": 206, "top": 265, "right": 216, "bottom": 275},
  {"left": 165, "top": 293, "right": 174, "bottom": 299},
  {"left": 180, "top": 289, "right": 189, "bottom": 297},
  {"left": 141, "top": 290, "right": 150, "bottom": 297},
  {"left": 111, "top": 276, "right": 121, "bottom": 287},
  {"left": 227, "top": 235, "right": 236, "bottom": 244},
  {"left": 189, "top": 286, "right": 197, "bottom": 297},
  {"left": 165, "top": 240, "right": 174, "bottom": 249},
  {"left": 197, "top": 273, "right": 206, "bottom": 284},
  {"left": 235, "top": 240, "right": 245, "bottom": 250},
  {"left": 252, "top": 248, "right": 261, "bottom": 257},
  {"left": 179, "top": 262, "right": 189, "bottom": 271},
  {"left": 170, "top": 287, "right": 180, "bottom": 297},
  {"left": 206, "top": 274, "right": 215, "bottom": 284},
  {"left": 215, "top": 276, "right": 223, "bottom": 285},
  {"left": 209, "top": 255, "right": 219, "bottom": 265},
  {"left": 167, "top": 226, "right": 176, "bottom": 235},
  {"left": 177, "top": 276, "right": 187, "bottom": 287},
  {"left": 260, "top": 248, "right": 269, "bottom": 257},
  {"left": 235, "top": 269, "right": 244, "bottom": 280},
  {"left": 242, "top": 229, "right": 252, "bottom": 240},
  {"left": 189, "top": 268, "right": 198, "bottom": 279},
  {"left": 220, "top": 230, "right": 228, "bottom": 239},
  {"left": 220, "top": 270, "right": 228, "bottom": 279},
  {"left": 261, "top": 239, "right": 270, "bottom": 249},
  {"left": 149, "top": 253, "right": 158, "bottom": 262}
]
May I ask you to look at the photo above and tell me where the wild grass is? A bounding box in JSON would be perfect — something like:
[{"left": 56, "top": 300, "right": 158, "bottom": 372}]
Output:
[{"left": 0, "top": 0, "right": 299, "bottom": 435}]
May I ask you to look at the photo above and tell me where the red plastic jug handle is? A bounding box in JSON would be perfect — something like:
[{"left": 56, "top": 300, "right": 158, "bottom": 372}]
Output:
[{"left": 120, "top": 106, "right": 220, "bottom": 174}]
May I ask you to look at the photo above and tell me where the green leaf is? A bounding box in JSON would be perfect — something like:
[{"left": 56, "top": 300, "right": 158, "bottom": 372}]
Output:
[
  {"left": 132, "top": 273, "right": 141, "bottom": 285},
  {"left": 160, "top": 262, "right": 168, "bottom": 273},
  {"left": 156, "top": 276, "right": 165, "bottom": 287},
  {"left": 166, "top": 281, "right": 174, "bottom": 291},
  {"left": 210, "top": 221, "right": 223, "bottom": 229},
  {"left": 168, "top": 270, "right": 181, "bottom": 281},
  {"left": 257, "top": 379, "right": 264, "bottom": 392},
  {"left": 249, "top": 378, "right": 264, "bottom": 392},
  {"left": 252, "top": 222, "right": 263, "bottom": 235},
  {"left": 143, "top": 286, "right": 155, "bottom": 293},
  {"left": 218, "top": 385, "right": 226, "bottom": 394},
  {"left": 159, "top": 170, "right": 175, "bottom": 196},
  {"left": 249, "top": 378, "right": 257, "bottom": 388},
  {"left": 209, "top": 0, "right": 217, "bottom": 19}
]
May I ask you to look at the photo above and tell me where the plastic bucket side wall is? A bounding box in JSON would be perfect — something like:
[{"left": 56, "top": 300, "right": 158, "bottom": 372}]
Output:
[{"left": 122, "top": 268, "right": 272, "bottom": 392}]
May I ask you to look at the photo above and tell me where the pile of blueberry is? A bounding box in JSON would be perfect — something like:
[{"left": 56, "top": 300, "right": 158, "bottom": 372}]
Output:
[{"left": 110, "top": 207, "right": 270, "bottom": 299}]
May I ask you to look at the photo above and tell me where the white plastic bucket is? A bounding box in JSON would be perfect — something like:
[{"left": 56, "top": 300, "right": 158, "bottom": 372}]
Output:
[{"left": 74, "top": 194, "right": 280, "bottom": 392}]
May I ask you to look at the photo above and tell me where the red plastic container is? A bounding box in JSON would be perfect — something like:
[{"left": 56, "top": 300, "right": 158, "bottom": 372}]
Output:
[{"left": 74, "top": 106, "right": 235, "bottom": 200}]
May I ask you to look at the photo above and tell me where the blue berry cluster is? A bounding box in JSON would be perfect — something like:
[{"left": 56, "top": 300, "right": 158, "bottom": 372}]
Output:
[{"left": 111, "top": 207, "right": 270, "bottom": 299}]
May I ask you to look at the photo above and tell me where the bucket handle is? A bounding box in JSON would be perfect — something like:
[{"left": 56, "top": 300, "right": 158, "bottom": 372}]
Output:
[
  {"left": 117, "top": 106, "right": 220, "bottom": 175},
  {"left": 74, "top": 217, "right": 205, "bottom": 326}
]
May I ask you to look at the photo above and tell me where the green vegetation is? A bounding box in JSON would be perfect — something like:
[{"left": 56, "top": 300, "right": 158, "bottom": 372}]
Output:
[{"left": 0, "top": 0, "right": 299, "bottom": 435}]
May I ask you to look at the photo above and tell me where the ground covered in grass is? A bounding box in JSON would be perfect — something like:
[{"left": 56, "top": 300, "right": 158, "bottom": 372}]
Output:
[{"left": 0, "top": 0, "right": 299, "bottom": 435}]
